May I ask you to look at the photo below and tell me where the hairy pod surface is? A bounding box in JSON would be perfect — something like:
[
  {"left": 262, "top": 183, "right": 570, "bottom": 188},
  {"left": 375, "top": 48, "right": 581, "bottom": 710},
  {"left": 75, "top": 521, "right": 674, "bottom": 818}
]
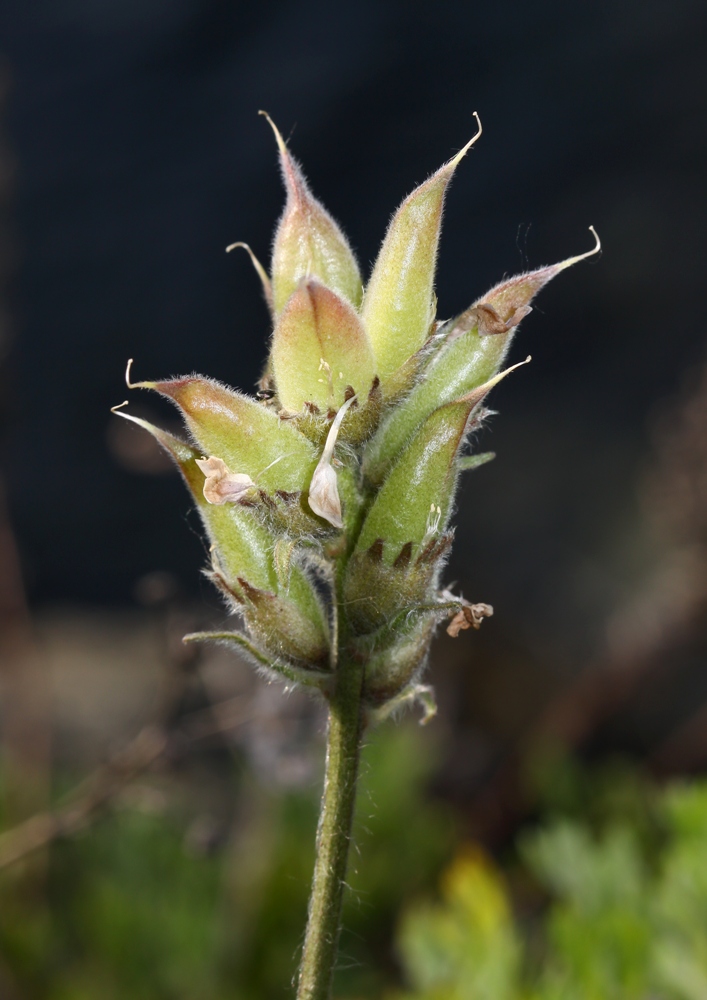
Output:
[
  {"left": 115, "top": 116, "right": 598, "bottom": 717},
  {"left": 265, "top": 112, "right": 363, "bottom": 315}
]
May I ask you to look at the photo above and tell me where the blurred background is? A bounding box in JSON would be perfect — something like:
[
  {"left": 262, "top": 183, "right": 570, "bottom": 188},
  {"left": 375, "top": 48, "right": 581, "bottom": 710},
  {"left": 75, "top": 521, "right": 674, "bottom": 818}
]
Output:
[{"left": 0, "top": 0, "right": 706, "bottom": 997}]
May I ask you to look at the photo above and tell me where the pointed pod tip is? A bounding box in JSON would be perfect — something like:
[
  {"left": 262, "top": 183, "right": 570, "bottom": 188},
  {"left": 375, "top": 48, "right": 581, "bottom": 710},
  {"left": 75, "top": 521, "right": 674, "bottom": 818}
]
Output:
[
  {"left": 499, "top": 354, "right": 532, "bottom": 379},
  {"left": 445, "top": 112, "right": 483, "bottom": 172},
  {"left": 124, "top": 358, "right": 156, "bottom": 391},
  {"left": 224, "top": 241, "right": 273, "bottom": 312},
  {"left": 107, "top": 406, "right": 195, "bottom": 467},
  {"left": 456, "top": 354, "right": 531, "bottom": 410},
  {"left": 109, "top": 405, "right": 149, "bottom": 432},
  {"left": 557, "top": 226, "right": 602, "bottom": 273},
  {"left": 258, "top": 108, "right": 290, "bottom": 159}
]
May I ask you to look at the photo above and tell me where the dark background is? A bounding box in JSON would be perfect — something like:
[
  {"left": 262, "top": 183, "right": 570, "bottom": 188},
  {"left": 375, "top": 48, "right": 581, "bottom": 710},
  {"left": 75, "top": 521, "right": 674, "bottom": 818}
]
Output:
[{"left": 1, "top": 0, "right": 705, "bottom": 665}]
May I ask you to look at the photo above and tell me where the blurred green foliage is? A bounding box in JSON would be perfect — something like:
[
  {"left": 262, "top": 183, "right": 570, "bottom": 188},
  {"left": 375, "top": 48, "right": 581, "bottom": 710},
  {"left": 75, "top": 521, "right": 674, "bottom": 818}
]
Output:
[
  {"left": 4, "top": 729, "right": 707, "bottom": 1000},
  {"left": 395, "top": 769, "right": 707, "bottom": 1000},
  {"left": 0, "top": 724, "right": 456, "bottom": 999}
]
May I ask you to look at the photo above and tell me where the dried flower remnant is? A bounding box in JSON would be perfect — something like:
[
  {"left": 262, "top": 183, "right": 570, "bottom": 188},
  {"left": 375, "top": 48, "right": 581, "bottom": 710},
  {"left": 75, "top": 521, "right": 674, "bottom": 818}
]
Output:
[
  {"left": 442, "top": 591, "right": 495, "bottom": 637},
  {"left": 307, "top": 394, "right": 357, "bottom": 528},
  {"left": 113, "top": 113, "right": 599, "bottom": 1000},
  {"left": 195, "top": 456, "right": 255, "bottom": 505}
]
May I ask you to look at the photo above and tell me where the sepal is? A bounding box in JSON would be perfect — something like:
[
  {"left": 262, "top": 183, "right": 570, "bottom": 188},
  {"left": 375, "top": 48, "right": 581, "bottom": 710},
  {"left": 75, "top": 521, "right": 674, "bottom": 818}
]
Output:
[
  {"left": 343, "top": 534, "right": 453, "bottom": 634},
  {"left": 362, "top": 618, "right": 436, "bottom": 708},
  {"left": 183, "top": 630, "right": 330, "bottom": 689},
  {"left": 366, "top": 683, "right": 438, "bottom": 727},
  {"left": 358, "top": 592, "right": 492, "bottom": 714},
  {"left": 285, "top": 377, "right": 383, "bottom": 448},
  {"left": 209, "top": 566, "right": 330, "bottom": 669},
  {"left": 239, "top": 486, "right": 339, "bottom": 538},
  {"left": 242, "top": 578, "right": 330, "bottom": 668}
]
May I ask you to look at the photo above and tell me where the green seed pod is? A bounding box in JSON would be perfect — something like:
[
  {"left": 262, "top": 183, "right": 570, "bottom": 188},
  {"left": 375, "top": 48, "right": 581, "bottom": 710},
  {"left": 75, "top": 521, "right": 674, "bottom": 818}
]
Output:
[
  {"left": 357, "top": 398, "right": 474, "bottom": 558},
  {"left": 236, "top": 575, "right": 330, "bottom": 668},
  {"left": 111, "top": 408, "right": 276, "bottom": 593},
  {"left": 271, "top": 279, "right": 376, "bottom": 413},
  {"left": 112, "top": 406, "right": 330, "bottom": 666},
  {"left": 362, "top": 618, "right": 436, "bottom": 707},
  {"left": 126, "top": 366, "right": 318, "bottom": 493},
  {"left": 263, "top": 112, "right": 363, "bottom": 315},
  {"left": 363, "top": 317, "right": 507, "bottom": 485},
  {"left": 343, "top": 533, "right": 452, "bottom": 635},
  {"left": 117, "top": 114, "right": 600, "bottom": 734},
  {"left": 361, "top": 115, "right": 481, "bottom": 384},
  {"left": 356, "top": 362, "right": 527, "bottom": 561},
  {"left": 363, "top": 228, "right": 601, "bottom": 484}
]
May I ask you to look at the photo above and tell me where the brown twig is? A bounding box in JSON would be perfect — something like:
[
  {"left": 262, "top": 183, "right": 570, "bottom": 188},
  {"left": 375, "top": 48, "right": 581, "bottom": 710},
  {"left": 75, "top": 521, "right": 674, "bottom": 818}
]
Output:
[{"left": 0, "top": 695, "right": 250, "bottom": 871}]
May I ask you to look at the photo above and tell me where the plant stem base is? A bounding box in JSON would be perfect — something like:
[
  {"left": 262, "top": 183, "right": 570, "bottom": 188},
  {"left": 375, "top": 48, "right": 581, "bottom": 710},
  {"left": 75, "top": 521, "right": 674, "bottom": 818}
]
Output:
[{"left": 296, "top": 659, "right": 365, "bottom": 1000}]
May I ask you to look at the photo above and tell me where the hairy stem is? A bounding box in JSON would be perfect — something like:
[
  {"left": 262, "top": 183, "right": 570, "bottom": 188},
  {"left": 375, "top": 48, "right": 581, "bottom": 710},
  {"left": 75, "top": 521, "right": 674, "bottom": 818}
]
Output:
[{"left": 297, "top": 655, "right": 365, "bottom": 1000}]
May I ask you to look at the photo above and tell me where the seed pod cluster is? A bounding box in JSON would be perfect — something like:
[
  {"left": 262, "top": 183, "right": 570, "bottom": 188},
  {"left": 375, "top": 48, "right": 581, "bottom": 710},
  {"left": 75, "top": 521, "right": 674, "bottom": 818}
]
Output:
[{"left": 115, "top": 115, "right": 599, "bottom": 719}]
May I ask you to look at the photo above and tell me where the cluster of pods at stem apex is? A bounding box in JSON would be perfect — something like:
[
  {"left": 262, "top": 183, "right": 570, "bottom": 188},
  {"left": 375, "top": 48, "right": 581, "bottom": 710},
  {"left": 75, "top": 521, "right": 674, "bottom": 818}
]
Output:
[{"left": 113, "top": 112, "right": 599, "bottom": 721}]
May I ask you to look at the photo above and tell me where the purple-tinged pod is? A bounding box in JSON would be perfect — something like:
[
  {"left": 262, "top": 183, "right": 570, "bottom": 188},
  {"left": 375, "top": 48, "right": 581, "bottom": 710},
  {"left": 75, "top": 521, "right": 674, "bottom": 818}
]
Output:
[
  {"left": 271, "top": 279, "right": 376, "bottom": 413},
  {"left": 125, "top": 364, "right": 318, "bottom": 493},
  {"left": 263, "top": 112, "right": 363, "bottom": 315},
  {"left": 361, "top": 116, "right": 482, "bottom": 383},
  {"left": 478, "top": 226, "right": 600, "bottom": 324},
  {"left": 363, "top": 228, "right": 600, "bottom": 484}
]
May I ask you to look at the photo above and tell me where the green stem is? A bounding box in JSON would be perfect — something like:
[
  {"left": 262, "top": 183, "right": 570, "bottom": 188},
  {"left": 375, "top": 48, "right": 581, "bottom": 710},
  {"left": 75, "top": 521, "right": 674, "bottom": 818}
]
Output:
[{"left": 297, "top": 656, "right": 365, "bottom": 1000}]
